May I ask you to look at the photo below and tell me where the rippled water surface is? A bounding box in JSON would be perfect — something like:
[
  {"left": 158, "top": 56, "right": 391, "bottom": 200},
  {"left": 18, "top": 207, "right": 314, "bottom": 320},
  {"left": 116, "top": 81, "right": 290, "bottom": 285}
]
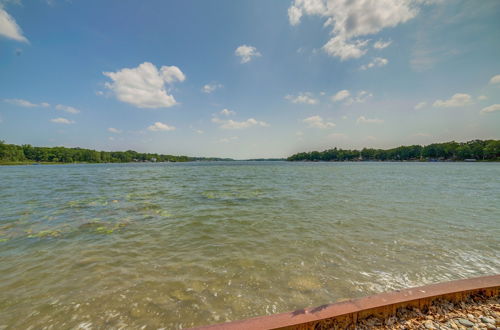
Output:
[{"left": 0, "top": 161, "right": 499, "bottom": 328}]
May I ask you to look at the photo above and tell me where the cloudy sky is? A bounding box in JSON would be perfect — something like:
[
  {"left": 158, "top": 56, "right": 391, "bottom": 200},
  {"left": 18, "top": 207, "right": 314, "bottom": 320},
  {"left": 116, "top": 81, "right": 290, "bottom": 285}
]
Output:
[{"left": 1, "top": 0, "right": 499, "bottom": 159}]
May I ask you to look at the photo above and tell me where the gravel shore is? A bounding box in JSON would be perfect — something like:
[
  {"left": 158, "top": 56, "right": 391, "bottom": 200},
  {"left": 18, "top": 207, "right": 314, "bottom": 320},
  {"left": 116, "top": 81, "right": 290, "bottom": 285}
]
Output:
[{"left": 356, "top": 293, "right": 499, "bottom": 329}]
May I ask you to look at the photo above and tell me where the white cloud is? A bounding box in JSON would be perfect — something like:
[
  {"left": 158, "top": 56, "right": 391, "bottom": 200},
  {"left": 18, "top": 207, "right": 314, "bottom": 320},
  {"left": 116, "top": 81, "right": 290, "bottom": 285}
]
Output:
[
  {"left": 489, "top": 74, "right": 500, "bottom": 84},
  {"left": 195, "top": 129, "right": 204, "bottom": 134},
  {"left": 103, "top": 62, "right": 185, "bottom": 109},
  {"left": 161, "top": 66, "right": 185, "bottom": 84},
  {"left": 202, "top": 82, "right": 223, "bottom": 93},
  {"left": 477, "top": 95, "right": 487, "bottom": 101},
  {"left": 220, "top": 108, "right": 236, "bottom": 116},
  {"left": 4, "top": 98, "right": 49, "bottom": 107},
  {"left": 360, "top": 57, "right": 388, "bottom": 70},
  {"left": 51, "top": 117, "right": 75, "bottom": 124},
  {"left": 147, "top": 122, "right": 176, "bottom": 131},
  {"left": 414, "top": 101, "right": 427, "bottom": 110},
  {"left": 235, "top": 45, "right": 261, "bottom": 63},
  {"left": 288, "top": 5, "right": 303, "bottom": 25},
  {"left": 323, "top": 36, "right": 368, "bottom": 60},
  {"left": 356, "top": 116, "right": 384, "bottom": 124},
  {"left": 332, "top": 90, "right": 372, "bottom": 105},
  {"left": 56, "top": 104, "right": 80, "bottom": 114},
  {"left": 373, "top": 39, "right": 392, "bottom": 49},
  {"left": 288, "top": 0, "right": 421, "bottom": 60},
  {"left": 480, "top": 104, "right": 500, "bottom": 114},
  {"left": 303, "top": 115, "right": 336, "bottom": 129},
  {"left": 332, "top": 90, "right": 350, "bottom": 102},
  {"left": 285, "top": 92, "right": 319, "bottom": 105},
  {"left": 0, "top": 7, "right": 28, "bottom": 42},
  {"left": 108, "top": 127, "right": 122, "bottom": 134},
  {"left": 343, "top": 90, "right": 373, "bottom": 105},
  {"left": 212, "top": 117, "right": 269, "bottom": 129},
  {"left": 433, "top": 93, "right": 472, "bottom": 108}
]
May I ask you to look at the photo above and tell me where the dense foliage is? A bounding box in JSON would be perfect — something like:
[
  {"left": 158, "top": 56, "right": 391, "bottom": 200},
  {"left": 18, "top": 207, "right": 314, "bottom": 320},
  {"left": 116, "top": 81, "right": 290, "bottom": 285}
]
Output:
[
  {"left": 0, "top": 141, "right": 192, "bottom": 163},
  {"left": 287, "top": 140, "right": 500, "bottom": 162}
]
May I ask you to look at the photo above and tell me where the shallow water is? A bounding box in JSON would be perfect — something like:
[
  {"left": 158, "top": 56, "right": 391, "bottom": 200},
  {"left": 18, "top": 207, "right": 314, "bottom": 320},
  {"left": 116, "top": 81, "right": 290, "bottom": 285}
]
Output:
[{"left": 0, "top": 161, "right": 499, "bottom": 329}]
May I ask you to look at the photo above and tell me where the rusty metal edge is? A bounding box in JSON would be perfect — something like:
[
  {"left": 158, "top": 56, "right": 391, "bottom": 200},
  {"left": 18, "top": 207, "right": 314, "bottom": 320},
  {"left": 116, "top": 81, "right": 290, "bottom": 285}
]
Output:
[{"left": 190, "top": 274, "right": 500, "bottom": 330}]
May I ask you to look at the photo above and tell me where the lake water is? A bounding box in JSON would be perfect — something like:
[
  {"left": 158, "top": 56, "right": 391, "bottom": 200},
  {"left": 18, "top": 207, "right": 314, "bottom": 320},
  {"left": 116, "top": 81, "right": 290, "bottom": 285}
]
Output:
[{"left": 0, "top": 161, "right": 499, "bottom": 329}]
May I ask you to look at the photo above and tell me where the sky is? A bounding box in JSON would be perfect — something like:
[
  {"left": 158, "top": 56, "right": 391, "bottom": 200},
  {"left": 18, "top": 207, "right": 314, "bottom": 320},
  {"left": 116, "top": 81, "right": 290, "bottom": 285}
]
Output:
[{"left": 1, "top": 0, "right": 499, "bottom": 159}]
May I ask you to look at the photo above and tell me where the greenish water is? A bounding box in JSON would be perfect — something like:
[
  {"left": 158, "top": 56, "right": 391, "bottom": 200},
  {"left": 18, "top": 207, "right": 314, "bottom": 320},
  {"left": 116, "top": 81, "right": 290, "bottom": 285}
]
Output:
[{"left": 0, "top": 161, "right": 499, "bottom": 329}]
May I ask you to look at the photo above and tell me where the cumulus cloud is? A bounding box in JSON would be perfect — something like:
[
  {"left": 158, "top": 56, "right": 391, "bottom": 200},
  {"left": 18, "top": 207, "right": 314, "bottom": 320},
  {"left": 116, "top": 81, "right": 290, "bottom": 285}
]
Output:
[
  {"left": 51, "top": 117, "right": 74, "bottom": 124},
  {"left": 360, "top": 57, "right": 388, "bottom": 70},
  {"left": 332, "top": 90, "right": 350, "bottom": 102},
  {"left": 4, "top": 98, "right": 49, "bottom": 107},
  {"left": 220, "top": 109, "right": 236, "bottom": 116},
  {"left": 108, "top": 127, "right": 122, "bottom": 134},
  {"left": 303, "top": 115, "right": 336, "bottom": 129},
  {"left": 103, "top": 62, "right": 185, "bottom": 109},
  {"left": 489, "top": 74, "right": 500, "bottom": 85},
  {"left": 477, "top": 95, "right": 487, "bottom": 101},
  {"left": 147, "top": 121, "right": 176, "bottom": 131},
  {"left": 356, "top": 116, "right": 384, "bottom": 124},
  {"left": 202, "top": 82, "right": 223, "bottom": 93},
  {"left": 235, "top": 45, "right": 261, "bottom": 63},
  {"left": 285, "top": 92, "right": 319, "bottom": 105},
  {"left": 414, "top": 101, "right": 427, "bottom": 110},
  {"left": 373, "top": 39, "right": 392, "bottom": 49},
  {"left": 332, "top": 90, "right": 372, "bottom": 105},
  {"left": 161, "top": 66, "right": 185, "bottom": 84},
  {"left": 433, "top": 93, "right": 472, "bottom": 108},
  {"left": 288, "top": 0, "right": 421, "bottom": 60},
  {"left": 0, "top": 7, "right": 28, "bottom": 42},
  {"left": 212, "top": 117, "right": 269, "bottom": 129},
  {"left": 340, "top": 90, "right": 373, "bottom": 105},
  {"left": 323, "top": 36, "right": 368, "bottom": 60},
  {"left": 56, "top": 104, "right": 80, "bottom": 114},
  {"left": 480, "top": 104, "right": 500, "bottom": 114}
]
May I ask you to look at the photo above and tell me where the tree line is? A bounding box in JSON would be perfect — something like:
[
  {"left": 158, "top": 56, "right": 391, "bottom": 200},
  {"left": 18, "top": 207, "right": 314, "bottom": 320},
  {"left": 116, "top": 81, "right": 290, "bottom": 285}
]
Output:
[
  {"left": 0, "top": 141, "right": 192, "bottom": 163},
  {"left": 287, "top": 140, "right": 500, "bottom": 162}
]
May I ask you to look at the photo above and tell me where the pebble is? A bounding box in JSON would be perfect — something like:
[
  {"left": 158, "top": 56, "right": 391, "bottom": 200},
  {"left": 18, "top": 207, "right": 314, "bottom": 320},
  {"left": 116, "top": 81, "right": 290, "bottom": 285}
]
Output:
[
  {"left": 481, "top": 317, "right": 495, "bottom": 324},
  {"left": 342, "top": 295, "right": 499, "bottom": 330},
  {"left": 424, "top": 320, "right": 436, "bottom": 329},
  {"left": 457, "top": 318, "right": 475, "bottom": 327}
]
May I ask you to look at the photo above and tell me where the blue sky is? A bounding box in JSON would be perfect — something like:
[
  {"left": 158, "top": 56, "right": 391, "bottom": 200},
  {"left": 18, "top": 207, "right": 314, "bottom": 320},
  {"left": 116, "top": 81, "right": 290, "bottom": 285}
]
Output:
[{"left": 1, "top": 0, "right": 499, "bottom": 159}]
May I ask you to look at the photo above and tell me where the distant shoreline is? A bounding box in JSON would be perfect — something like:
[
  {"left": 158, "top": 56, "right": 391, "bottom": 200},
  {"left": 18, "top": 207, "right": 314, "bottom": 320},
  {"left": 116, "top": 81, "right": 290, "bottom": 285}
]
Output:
[
  {"left": 1, "top": 159, "right": 499, "bottom": 166},
  {"left": 287, "top": 139, "right": 500, "bottom": 162},
  {"left": 1, "top": 139, "right": 499, "bottom": 165}
]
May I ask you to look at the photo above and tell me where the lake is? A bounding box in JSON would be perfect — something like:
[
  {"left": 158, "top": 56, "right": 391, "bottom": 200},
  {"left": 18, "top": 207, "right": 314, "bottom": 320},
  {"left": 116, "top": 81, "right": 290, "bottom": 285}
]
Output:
[{"left": 0, "top": 161, "right": 499, "bottom": 329}]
